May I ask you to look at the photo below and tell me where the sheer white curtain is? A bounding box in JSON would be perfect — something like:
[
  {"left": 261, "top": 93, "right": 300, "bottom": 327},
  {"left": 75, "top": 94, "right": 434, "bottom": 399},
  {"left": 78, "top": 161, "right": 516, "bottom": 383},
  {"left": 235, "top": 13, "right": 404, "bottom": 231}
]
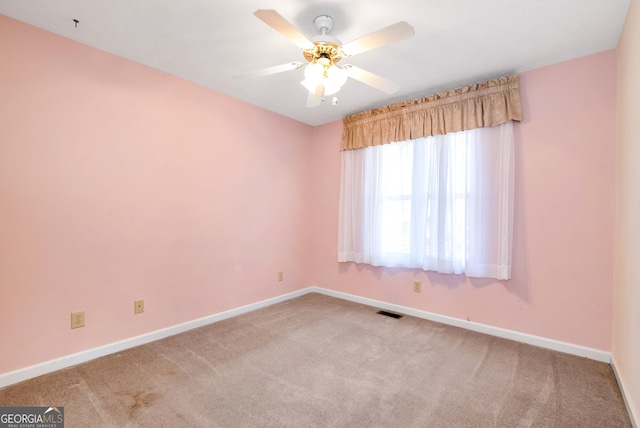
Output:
[{"left": 338, "top": 122, "right": 514, "bottom": 280}]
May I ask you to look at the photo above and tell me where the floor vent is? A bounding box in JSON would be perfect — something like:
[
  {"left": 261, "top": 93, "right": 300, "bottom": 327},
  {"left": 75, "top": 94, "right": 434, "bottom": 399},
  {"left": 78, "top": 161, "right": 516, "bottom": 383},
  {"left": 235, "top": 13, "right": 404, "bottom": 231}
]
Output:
[{"left": 377, "top": 310, "right": 403, "bottom": 319}]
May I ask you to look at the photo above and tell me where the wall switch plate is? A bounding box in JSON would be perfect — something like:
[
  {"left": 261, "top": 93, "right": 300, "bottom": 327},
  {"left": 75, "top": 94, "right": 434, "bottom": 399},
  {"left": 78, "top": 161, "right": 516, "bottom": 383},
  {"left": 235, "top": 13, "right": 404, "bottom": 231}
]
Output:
[
  {"left": 413, "top": 280, "right": 422, "bottom": 293},
  {"left": 71, "top": 311, "right": 85, "bottom": 329},
  {"left": 278, "top": 272, "right": 284, "bottom": 282},
  {"left": 134, "top": 299, "right": 144, "bottom": 314}
]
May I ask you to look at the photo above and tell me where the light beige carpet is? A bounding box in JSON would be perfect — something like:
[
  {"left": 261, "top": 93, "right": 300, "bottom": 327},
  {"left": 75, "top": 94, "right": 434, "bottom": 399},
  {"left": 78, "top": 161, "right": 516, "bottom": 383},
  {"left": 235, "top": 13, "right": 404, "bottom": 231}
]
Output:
[{"left": 0, "top": 293, "right": 631, "bottom": 427}]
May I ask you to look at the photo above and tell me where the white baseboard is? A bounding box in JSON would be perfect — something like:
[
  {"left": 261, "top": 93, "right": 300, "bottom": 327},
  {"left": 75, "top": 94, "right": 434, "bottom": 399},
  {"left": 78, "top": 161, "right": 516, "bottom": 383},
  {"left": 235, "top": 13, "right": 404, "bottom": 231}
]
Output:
[
  {"left": 309, "top": 286, "right": 612, "bottom": 363},
  {"left": 0, "top": 288, "right": 310, "bottom": 389},
  {"left": 0, "top": 285, "right": 613, "bottom": 389},
  {"left": 612, "top": 356, "right": 639, "bottom": 428}
]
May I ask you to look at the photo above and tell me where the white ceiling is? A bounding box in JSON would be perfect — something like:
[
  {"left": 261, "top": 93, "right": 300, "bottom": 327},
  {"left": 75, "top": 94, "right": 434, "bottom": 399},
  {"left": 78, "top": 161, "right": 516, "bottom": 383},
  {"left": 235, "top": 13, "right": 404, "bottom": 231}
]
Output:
[{"left": 0, "top": 0, "right": 631, "bottom": 126}]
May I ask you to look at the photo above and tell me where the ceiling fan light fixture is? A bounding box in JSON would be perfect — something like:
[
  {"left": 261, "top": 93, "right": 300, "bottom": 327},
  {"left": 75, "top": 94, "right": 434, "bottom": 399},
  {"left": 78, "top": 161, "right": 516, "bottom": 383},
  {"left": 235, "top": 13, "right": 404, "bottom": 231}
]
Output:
[
  {"left": 303, "top": 62, "right": 324, "bottom": 82},
  {"left": 302, "top": 63, "right": 347, "bottom": 96},
  {"left": 301, "top": 63, "right": 324, "bottom": 94},
  {"left": 317, "top": 55, "right": 331, "bottom": 66},
  {"left": 323, "top": 65, "right": 348, "bottom": 95}
]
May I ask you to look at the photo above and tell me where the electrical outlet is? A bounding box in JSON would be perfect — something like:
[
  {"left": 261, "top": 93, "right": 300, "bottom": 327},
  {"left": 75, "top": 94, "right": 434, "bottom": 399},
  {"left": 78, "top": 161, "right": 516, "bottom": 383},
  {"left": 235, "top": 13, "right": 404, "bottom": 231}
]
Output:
[
  {"left": 71, "top": 311, "right": 85, "bottom": 329},
  {"left": 278, "top": 272, "right": 284, "bottom": 282},
  {"left": 413, "top": 280, "right": 422, "bottom": 293},
  {"left": 134, "top": 299, "right": 144, "bottom": 314}
]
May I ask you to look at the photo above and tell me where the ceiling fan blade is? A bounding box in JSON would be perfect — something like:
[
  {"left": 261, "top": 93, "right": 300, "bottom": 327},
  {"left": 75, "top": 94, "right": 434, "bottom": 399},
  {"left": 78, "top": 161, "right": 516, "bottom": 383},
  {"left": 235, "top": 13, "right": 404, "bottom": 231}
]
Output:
[
  {"left": 340, "top": 22, "right": 415, "bottom": 57},
  {"left": 343, "top": 65, "right": 400, "bottom": 94},
  {"left": 233, "top": 62, "right": 304, "bottom": 80},
  {"left": 305, "top": 82, "right": 324, "bottom": 108},
  {"left": 254, "top": 10, "right": 315, "bottom": 50}
]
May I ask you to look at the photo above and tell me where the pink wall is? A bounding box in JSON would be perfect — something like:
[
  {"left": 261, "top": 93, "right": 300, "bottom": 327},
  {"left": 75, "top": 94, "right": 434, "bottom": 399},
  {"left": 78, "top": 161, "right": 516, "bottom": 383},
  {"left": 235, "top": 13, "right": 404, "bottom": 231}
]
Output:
[
  {"left": 0, "top": 12, "right": 618, "bottom": 378},
  {"left": 0, "top": 15, "right": 313, "bottom": 374},
  {"left": 311, "top": 50, "right": 617, "bottom": 351}
]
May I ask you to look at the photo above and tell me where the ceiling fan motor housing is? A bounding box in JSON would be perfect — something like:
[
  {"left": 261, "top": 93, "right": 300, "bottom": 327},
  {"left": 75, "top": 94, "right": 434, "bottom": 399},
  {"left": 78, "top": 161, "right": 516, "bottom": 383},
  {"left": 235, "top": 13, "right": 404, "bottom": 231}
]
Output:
[
  {"left": 304, "top": 43, "right": 342, "bottom": 65},
  {"left": 305, "top": 15, "right": 343, "bottom": 65}
]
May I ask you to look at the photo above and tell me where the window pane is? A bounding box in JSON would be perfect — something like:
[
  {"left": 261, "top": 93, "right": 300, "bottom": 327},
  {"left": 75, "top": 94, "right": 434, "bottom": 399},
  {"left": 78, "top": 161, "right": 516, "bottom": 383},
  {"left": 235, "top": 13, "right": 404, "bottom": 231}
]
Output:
[{"left": 380, "top": 198, "right": 411, "bottom": 255}]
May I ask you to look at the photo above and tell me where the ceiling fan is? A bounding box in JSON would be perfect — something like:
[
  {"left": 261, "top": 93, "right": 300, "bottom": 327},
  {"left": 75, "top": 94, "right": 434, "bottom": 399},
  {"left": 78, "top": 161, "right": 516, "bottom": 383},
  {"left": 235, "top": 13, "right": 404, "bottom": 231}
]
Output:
[{"left": 233, "top": 10, "right": 415, "bottom": 107}]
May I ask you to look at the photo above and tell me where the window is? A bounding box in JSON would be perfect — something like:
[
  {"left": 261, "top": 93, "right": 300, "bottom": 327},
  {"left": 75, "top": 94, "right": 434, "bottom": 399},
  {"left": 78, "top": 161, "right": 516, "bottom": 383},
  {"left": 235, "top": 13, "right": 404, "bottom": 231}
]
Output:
[{"left": 338, "top": 122, "right": 514, "bottom": 280}]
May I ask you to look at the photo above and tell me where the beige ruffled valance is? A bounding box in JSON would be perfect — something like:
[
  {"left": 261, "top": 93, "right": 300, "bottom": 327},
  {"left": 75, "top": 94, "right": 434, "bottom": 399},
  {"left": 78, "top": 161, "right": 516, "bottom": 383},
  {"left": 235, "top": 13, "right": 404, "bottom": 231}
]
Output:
[{"left": 342, "top": 74, "right": 522, "bottom": 151}]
